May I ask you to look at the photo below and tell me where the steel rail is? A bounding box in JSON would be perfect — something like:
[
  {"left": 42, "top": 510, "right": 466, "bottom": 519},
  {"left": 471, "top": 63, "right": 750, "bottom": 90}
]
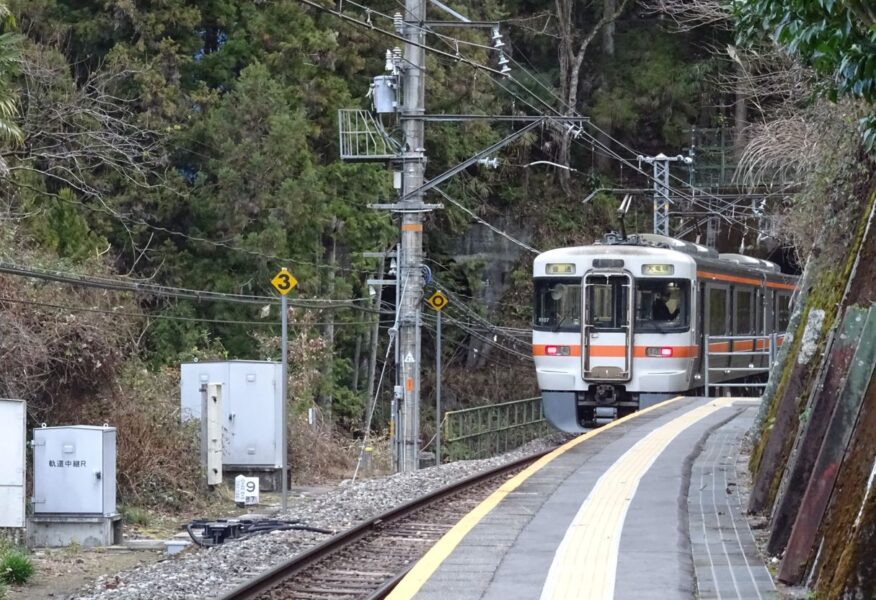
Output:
[{"left": 221, "top": 449, "right": 551, "bottom": 600}]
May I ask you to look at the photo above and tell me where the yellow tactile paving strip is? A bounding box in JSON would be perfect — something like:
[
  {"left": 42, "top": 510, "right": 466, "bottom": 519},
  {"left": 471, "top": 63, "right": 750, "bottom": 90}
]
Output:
[
  {"left": 539, "top": 398, "right": 736, "bottom": 600},
  {"left": 386, "top": 395, "right": 688, "bottom": 600}
]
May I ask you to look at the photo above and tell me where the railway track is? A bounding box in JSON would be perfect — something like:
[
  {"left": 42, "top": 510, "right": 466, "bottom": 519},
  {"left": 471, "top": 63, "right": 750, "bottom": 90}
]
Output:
[{"left": 221, "top": 451, "right": 548, "bottom": 600}]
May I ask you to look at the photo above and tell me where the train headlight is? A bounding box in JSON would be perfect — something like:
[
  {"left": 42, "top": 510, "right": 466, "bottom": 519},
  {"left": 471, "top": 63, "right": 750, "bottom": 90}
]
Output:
[
  {"left": 646, "top": 347, "right": 674, "bottom": 357},
  {"left": 545, "top": 345, "right": 571, "bottom": 356},
  {"left": 642, "top": 264, "right": 675, "bottom": 275}
]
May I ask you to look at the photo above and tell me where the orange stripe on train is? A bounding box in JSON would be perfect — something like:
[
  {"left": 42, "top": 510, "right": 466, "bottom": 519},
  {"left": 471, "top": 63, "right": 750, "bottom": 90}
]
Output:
[
  {"left": 697, "top": 270, "right": 796, "bottom": 291},
  {"left": 532, "top": 344, "right": 698, "bottom": 358}
]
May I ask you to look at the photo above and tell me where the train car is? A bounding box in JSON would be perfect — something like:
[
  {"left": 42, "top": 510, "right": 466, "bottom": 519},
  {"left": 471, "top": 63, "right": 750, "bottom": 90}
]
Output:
[{"left": 532, "top": 233, "right": 797, "bottom": 432}]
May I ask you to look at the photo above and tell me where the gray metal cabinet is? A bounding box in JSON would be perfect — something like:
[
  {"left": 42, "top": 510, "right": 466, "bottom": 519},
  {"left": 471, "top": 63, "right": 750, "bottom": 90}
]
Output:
[
  {"left": 179, "top": 361, "right": 283, "bottom": 468},
  {"left": 32, "top": 426, "right": 116, "bottom": 516}
]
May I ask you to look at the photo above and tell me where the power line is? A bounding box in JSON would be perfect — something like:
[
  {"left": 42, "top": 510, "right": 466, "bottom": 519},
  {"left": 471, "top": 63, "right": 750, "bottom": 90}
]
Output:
[
  {"left": 423, "top": 311, "right": 532, "bottom": 361},
  {"left": 431, "top": 278, "right": 532, "bottom": 347},
  {"left": 0, "top": 295, "right": 377, "bottom": 327},
  {"left": 32, "top": 185, "right": 380, "bottom": 277},
  {"left": 350, "top": 0, "right": 499, "bottom": 53},
  {"left": 433, "top": 187, "right": 539, "bottom": 254},
  {"left": 0, "top": 261, "right": 382, "bottom": 312},
  {"left": 419, "top": 319, "right": 527, "bottom": 370},
  {"left": 297, "top": 0, "right": 506, "bottom": 76}
]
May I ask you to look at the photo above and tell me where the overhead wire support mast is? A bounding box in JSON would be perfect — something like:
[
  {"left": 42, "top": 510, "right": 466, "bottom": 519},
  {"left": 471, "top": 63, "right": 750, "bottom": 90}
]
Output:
[{"left": 638, "top": 153, "right": 693, "bottom": 237}]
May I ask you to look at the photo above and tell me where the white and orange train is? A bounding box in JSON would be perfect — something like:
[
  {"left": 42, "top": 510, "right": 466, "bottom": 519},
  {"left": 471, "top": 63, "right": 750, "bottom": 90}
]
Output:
[{"left": 532, "top": 233, "right": 797, "bottom": 432}]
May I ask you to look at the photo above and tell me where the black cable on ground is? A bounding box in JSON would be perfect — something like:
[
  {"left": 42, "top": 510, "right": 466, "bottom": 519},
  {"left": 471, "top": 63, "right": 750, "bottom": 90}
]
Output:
[{"left": 185, "top": 518, "right": 334, "bottom": 547}]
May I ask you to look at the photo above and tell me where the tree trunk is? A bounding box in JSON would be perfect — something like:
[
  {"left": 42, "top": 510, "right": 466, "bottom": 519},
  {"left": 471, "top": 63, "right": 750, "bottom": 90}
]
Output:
[
  {"left": 553, "top": 0, "right": 630, "bottom": 193},
  {"left": 734, "top": 62, "right": 748, "bottom": 159},
  {"left": 321, "top": 221, "right": 338, "bottom": 417},
  {"left": 352, "top": 333, "right": 362, "bottom": 392},
  {"left": 596, "top": 0, "right": 616, "bottom": 172},
  {"left": 603, "top": 0, "right": 616, "bottom": 57}
]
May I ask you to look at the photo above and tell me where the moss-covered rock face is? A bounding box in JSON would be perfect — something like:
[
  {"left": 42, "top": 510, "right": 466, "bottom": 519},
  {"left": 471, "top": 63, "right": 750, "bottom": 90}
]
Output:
[
  {"left": 749, "top": 176, "right": 876, "bottom": 592},
  {"left": 750, "top": 180, "right": 876, "bottom": 503}
]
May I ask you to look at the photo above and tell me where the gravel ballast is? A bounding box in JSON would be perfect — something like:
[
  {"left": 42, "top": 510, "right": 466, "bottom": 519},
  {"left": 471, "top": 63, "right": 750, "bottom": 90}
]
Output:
[{"left": 76, "top": 435, "right": 567, "bottom": 600}]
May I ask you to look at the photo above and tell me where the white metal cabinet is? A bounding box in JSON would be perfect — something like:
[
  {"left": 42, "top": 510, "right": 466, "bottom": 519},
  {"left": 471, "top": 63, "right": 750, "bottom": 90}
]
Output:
[
  {"left": 226, "top": 362, "right": 281, "bottom": 467},
  {"left": 32, "top": 426, "right": 116, "bottom": 516},
  {"left": 0, "top": 399, "right": 26, "bottom": 527}
]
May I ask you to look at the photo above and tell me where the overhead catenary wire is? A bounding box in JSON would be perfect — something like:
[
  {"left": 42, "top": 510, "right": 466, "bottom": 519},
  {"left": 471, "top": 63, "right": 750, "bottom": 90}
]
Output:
[{"left": 302, "top": 0, "right": 774, "bottom": 239}]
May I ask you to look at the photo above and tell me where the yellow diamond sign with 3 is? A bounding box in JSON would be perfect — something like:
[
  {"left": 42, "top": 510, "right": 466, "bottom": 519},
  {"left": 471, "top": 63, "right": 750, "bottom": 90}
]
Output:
[{"left": 271, "top": 268, "right": 298, "bottom": 295}]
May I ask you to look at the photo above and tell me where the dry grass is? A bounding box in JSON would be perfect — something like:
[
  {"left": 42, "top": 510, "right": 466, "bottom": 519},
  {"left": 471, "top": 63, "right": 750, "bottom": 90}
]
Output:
[
  {"left": 74, "top": 364, "right": 203, "bottom": 509},
  {"left": 738, "top": 100, "right": 871, "bottom": 264},
  {"left": 289, "top": 411, "right": 360, "bottom": 483}
]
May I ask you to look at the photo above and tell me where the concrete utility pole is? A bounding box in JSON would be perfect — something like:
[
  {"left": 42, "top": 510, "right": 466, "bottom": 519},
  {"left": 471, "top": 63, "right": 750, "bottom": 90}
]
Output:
[
  {"left": 345, "top": 4, "right": 555, "bottom": 474},
  {"left": 398, "top": 0, "right": 427, "bottom": 472},
  {"left": 639, "top": 153, "right": 692, "bottom": 237}
]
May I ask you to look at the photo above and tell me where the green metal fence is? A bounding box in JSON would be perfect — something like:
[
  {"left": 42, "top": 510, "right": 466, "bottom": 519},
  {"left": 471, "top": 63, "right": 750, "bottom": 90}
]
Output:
[{"left": 443, "top": 397, "right": 551, "bottom": 461}]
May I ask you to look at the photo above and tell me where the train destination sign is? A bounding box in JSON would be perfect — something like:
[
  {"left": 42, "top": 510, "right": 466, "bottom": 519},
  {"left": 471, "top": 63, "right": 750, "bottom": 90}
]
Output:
[{"left": 271, "top": 268, "right": 298, "bottom": 295}]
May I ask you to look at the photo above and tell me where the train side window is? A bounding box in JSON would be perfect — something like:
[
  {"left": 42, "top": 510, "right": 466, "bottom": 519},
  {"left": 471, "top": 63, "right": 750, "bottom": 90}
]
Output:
[
  {"left": 708, "top": 287, "right": 728, "bottom": 335},
  {"left": 776, "top": 293, "right": 792, "bottom": 331},
  {"left": 734, "top": 289, "right": 754, "bottom": 334}
]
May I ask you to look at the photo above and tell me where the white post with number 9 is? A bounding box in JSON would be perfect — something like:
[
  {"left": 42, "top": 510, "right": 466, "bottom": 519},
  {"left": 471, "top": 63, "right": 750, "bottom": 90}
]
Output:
[{"left": 234, "top": 474, "right": 260, "bottom": 507}]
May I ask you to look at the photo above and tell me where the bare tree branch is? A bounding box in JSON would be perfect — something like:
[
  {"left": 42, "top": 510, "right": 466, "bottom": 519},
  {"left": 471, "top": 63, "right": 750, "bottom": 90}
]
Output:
[
  {"left": 4, "top": 44, "right": 179, "bottom": 257},
  {"left": 640, "top": 0, "right": 732, "bottom": 31}
]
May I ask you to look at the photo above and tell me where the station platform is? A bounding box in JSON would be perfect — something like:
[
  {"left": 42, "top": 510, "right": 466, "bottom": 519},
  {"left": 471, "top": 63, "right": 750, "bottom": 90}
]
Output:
[{"left": 388, "top": 397, "right": 777, "bottom": 600}]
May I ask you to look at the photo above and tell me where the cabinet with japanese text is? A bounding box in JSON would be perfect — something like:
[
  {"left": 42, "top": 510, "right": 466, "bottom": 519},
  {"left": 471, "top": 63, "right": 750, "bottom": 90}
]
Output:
[{"left": 32, "top": 426, "right": 116, "bottom": 516}]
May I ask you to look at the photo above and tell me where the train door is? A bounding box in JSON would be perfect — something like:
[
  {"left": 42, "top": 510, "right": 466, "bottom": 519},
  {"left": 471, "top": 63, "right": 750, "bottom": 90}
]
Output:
[
  {"left": 582, "top": 272, "right": 633, "bottom": 381},
  {"left": 755, "top": 288, "right": 767, "bottom": 369},
  {"left": 694, "top": 282, "right": 706, "bottom": 384},
  {"left": 733, "top": 287, "right": 756, "bottom": 370},
  {"left": 764, "top": 288, "right": 774, "bottom": 334},
  {"left": 705, "top": 284, "right": 731, "bottom": 376}
]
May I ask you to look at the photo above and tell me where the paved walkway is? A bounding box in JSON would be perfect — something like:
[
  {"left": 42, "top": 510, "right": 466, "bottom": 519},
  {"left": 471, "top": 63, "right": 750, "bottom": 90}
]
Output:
[
  {"left": 689, "top": 409, "right": 776, "bottom": 599},
  {"left": 387, "top": 397, "right": 777, "bottom": 600}
]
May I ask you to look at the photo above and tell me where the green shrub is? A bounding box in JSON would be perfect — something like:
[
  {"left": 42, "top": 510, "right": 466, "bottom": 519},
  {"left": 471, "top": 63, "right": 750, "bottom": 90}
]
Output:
[
  {"left": 0, "top": 551, "right": 34, "bottom": 585},
  {"left": 121, "top": 505, "right": 151, "bottom": 526}
]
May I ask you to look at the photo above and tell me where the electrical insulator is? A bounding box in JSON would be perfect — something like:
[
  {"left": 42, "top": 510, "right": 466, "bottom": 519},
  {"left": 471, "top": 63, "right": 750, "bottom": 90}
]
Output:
[
  {"left": 491, "top": 26, "right": 505, "bottom": 49},
  {"left": 394, "top": 12, "right": 404, "bottom": 34},
  {"left": 385, "top": 49, "right": 394, "bottom": 72},
  {"left": 498, "top": 53, "right": 509, "bottom": 66}
]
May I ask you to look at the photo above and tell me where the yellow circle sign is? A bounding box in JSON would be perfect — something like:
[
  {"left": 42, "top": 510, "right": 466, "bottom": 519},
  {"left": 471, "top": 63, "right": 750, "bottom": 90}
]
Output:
[
  {"left": 271, "top": 268, "right": 298, "bottom": 295},
  {"left": 426, "top": 291, "right": 449, "bottom": 311}
]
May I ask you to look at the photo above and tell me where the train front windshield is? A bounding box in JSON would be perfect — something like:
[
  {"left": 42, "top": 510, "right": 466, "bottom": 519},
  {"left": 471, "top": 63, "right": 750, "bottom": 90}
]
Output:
[
  {"left": 635, "top": 279, "right": 690, "bottom": 332},
  {"left": 534, "top": 277, "right": 690, "bottom": 333},
  {"left": 534, "top": 279, "right": 581, "bottom": 331}
]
